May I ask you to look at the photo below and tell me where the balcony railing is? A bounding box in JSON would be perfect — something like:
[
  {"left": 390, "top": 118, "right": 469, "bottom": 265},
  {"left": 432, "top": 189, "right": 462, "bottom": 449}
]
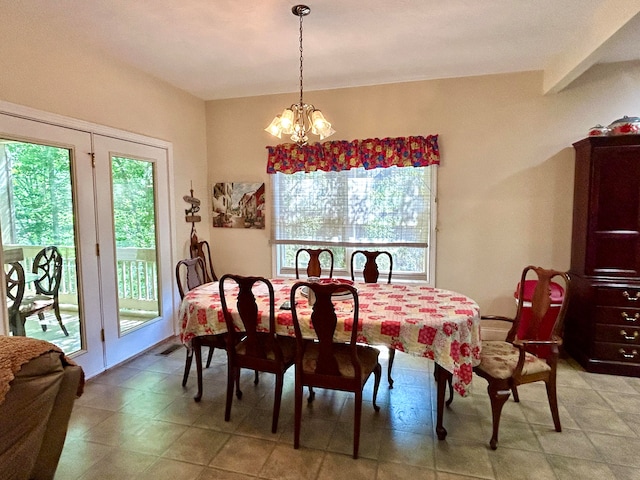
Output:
[{"left": 8, "top": 245, "right": 158, "bottom": 313}]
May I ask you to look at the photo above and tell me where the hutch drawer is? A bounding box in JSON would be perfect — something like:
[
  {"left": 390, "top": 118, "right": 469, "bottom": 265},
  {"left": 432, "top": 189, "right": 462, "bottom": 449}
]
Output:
[
  {"left": 595, "top": 324, "right": 640, "bottom": 344},
  {"left": 593, "top": 342, "right": 640, "bottom": 363},
  {"left": 594, "top": 306, "right": 640, "bottom": 326}
]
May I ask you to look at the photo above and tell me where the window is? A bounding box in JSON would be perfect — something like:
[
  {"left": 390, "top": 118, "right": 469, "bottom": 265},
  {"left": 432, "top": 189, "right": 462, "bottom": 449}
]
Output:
[{"left": 271, "top": 165, "right": 437, "bottom": 282}]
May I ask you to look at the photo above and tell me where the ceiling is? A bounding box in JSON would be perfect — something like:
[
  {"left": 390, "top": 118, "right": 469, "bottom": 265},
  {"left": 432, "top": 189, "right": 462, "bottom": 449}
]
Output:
[{"left": 7, "top": 0, "right": 640, "bottom": 100}]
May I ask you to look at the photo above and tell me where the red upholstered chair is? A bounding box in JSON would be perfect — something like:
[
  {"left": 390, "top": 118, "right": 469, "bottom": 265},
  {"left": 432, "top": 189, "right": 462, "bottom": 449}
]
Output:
[
  {"left": 219, "top": 274, "right": 296, "bottom": 433},
  {"left": 474, "top": 265, "right": 570, "bottom": 449},
  {"left": 295, "top": 248, "right": 334, "bottom": 279},
  {"left": 290, "top": 280, "right": 381, "bottom": 458},
  {"left": 350, "top": 250, "right": 396, "bottom": 388}
]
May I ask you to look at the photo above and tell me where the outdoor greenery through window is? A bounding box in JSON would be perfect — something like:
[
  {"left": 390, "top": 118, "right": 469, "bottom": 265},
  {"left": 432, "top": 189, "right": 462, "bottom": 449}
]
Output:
[
  {"left": 111, "top": 156, "right": 160, "bottom": 327},
  {"left": 271, "top": 166, "right": 436, "bottom": 282}
]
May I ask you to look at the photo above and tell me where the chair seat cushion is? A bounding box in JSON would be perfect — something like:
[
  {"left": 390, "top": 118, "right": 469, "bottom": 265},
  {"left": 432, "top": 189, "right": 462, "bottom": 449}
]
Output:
[
  {"left": 236, "top": 335, "right": 296, "bottom": 363},
  {"left": 302, "top": 342, "right": 380, "bottom": 378},
  {"left": 476, "top": 340, "right": 551, "bottom": 379}
]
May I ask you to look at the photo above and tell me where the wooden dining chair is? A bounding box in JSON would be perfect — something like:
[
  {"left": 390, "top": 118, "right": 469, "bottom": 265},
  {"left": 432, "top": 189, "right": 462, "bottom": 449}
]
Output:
[
  {"left": 176, "top": 257, "right": 225, "bottom": 401},
  {"left": 295, "top": 248, "right": 334, "bottom": 279},
  {"left": 190, "top": 237, "right": 218, "bottom": 283},
  {"left": 219, "top": 274, "right": 296, "bottom": 433},
  {"left": 290, "top": 281, "right": 381, "bottom": 458},
  {"left": 473, "top": 265, "right": 570, "bottom": 449},
  {"left": 350, "top": 250, "right": 393, "bottom": 284},
  {"left": 350, "top": 250, "right": 396, "bottom": 388}
]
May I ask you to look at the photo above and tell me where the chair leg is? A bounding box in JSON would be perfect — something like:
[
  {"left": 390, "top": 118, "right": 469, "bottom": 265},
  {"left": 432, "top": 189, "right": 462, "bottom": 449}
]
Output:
[
  {"left": 307, "top": 386, "right": 315, "bottom": 403},
  {"left": 193, "top": 339, "right": 204, "bottom": 402},
  {"left": 38, "top": 312, "right": 48, "bottom": 332},
  {"left": 353, "top": 389, "right": 362, "bottom": 459},
  {"left": 545, "top": 378, "right": 562, "bottom": 432},
  {"left": 235, "top": 368, "right": 242, "bottom": 399},
  {"left": 294, "top": 378, "right": 303, "bottom": 449},
  {"left": 254, "top": 370, "right": 259, "bottom": 384},
  {"left": 53, "top": 301, "right": 69, "bottom": 336},
  {"left": 206, "top": 346, "right": 215, "bottom": 368},
  {"left": 487, "top": 381, "right": 511, "bottom": 450},
  {"left": 387, "top": 347, "right": 395, "bottom": 388},
  {"left": 225, "top": 362, "right": 235, "bottom": 422},
  {"left": 9, "top": 312, "right": 22, "bottom": 336},
  {"left": 511, "top": 385, "right": 520, "bottom": 403},
  {"left": 272, "top": 373, "right": 284, "bottom": 433},
  {"left": 182, "top": 347, "right": 193, "bottom": 387}
]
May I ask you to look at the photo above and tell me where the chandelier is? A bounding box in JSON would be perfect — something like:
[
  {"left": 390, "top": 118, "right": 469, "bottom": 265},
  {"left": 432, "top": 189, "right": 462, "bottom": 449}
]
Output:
[{"left": 265, "top": 4, "right": 335, "bottom": 146}]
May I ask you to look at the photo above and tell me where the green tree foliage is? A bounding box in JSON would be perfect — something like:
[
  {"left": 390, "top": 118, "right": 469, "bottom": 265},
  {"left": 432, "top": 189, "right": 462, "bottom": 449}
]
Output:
[
  {"left": 4, "top": 144, "right": 156, "bottom": 249},
  {"left": 111, "top": 157, "right": 156, "bottom": 248},
  {"left": 6, "top": 143, "right": 74, "bottom": 246}
]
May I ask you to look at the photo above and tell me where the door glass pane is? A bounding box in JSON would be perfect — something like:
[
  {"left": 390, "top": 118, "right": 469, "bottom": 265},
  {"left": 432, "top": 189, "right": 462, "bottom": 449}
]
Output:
[
  {"left": 1, "top": 140, "right": 82, "bottom": 354},
  {"left": 111, "top": 156, "right": 160, "bottom": 333}
]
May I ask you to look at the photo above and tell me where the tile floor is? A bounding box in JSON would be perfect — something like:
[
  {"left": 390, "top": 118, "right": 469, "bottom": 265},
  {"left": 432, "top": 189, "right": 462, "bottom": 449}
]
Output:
[{"left": 55, "top": 339, "right": 640, "bottom": 480}]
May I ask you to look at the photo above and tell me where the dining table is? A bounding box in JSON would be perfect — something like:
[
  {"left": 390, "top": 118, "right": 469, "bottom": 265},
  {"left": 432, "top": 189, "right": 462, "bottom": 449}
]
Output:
[{"left": 178, "top": 277, "right": 481, "bottom": 440}]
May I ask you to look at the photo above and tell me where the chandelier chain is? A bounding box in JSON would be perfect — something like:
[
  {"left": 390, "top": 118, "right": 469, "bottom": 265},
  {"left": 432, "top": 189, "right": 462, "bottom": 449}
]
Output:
[{"left": 298, "top": 11, "right": 304, "bottom": 107}]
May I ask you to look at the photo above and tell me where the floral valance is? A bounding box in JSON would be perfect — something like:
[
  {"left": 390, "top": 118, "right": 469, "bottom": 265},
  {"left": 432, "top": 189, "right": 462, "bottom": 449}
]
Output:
[{"left": 266, "top": 135, "right": 439, "bottom": 174}]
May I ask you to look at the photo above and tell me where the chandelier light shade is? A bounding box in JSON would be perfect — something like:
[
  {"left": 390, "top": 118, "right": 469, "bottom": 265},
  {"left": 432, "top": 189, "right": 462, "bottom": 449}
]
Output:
[{"left": 265, "top": 4, "right": 335, "bottom": 146}]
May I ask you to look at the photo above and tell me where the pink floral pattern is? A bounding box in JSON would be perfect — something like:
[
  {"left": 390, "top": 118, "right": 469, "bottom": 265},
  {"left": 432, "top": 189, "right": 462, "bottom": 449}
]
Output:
[
  {"left": 266, "top": 135, "right": 440, "bottom": 174},
  {"left": 179, "top": 279, "right": 480, "bottom": 396}
]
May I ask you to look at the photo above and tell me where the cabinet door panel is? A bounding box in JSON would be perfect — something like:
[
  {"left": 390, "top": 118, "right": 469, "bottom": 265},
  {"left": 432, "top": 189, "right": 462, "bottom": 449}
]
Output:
[{"left": 586, "top": 145, "right": 640, "bottom": 275}]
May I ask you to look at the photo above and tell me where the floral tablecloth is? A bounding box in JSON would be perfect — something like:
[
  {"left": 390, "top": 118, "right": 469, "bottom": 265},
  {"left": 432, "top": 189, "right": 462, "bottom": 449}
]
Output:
[{"left": 179, "top": 278, "right": 481, "bottom": 396}]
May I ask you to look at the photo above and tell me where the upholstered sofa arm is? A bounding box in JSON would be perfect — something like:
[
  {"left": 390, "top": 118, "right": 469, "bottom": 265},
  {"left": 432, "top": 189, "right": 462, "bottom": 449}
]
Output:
[{"left": 0, "top": 338, "right": 83, "bottom": 480}]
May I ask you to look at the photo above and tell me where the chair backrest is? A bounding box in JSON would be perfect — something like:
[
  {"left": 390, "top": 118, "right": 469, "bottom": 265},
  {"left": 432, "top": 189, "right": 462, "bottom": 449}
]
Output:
[
  {"left": 175, "top": 257, "right": 207, "bottom": 299},
  {"left": 5, "top": 262, "right": 26, "bottom": 314},
  {"left": 32, "top": 246, "right": 62, "bottom": 296},
  {"left": 219, "top": 274, "right": 281, "bottom": 361},
  {"left": 190, "top": 238, "right": 218, "bottom": 282},
  {"left": 290, "top": 281, "right": 361, "bottom": 378},
  {"left": 506, "top": 266, "right": 571, "bottom": 355},
  {"left": 295, "top": 248, "right": 334, "bottom": 279},
  {"left": 350, "top": 250, "right": 393, "bottom": 284}
]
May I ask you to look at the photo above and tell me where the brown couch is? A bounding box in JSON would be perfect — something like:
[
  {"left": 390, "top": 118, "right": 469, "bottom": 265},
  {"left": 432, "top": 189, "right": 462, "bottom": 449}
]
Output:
[{"left": 0, "top": 337, "right": 83, "bottom": 480}]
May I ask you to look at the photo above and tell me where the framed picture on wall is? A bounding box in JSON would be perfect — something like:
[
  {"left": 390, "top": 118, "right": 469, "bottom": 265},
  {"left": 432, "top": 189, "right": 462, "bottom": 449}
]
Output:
[{"left": 212, "top": 182, "right": 265, "bottom": 229}]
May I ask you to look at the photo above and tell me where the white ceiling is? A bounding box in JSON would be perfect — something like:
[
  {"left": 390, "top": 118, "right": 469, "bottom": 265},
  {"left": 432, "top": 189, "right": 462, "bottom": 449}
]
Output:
[{"left": 7, "top": 0, "right": 640, "bottom": 100}]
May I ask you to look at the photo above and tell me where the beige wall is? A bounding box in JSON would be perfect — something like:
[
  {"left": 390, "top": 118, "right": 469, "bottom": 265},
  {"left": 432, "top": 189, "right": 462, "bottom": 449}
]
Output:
[
  {"left": 0, "top": 17, "right": 208, "bottom": 263},
  {"left": 206, "top": 61, "right": 640, "bottom": 315},
  {"left": 2, "top": 5, "right": 640, "bottom": 320}
]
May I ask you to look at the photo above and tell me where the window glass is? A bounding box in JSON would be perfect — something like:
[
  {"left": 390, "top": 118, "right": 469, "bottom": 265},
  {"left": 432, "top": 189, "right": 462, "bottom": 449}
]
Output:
[{"left": 271, "top": 166, "right": 436, "bottom": 281}]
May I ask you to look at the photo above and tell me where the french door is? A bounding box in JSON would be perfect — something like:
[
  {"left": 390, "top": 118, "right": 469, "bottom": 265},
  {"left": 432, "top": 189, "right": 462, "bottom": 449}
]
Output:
[
  {"left": 93, "top": 135, "right": 173, "bottom": 367},
  {"left": 0, "top": 108, "right": 175, "bottom": 377}
]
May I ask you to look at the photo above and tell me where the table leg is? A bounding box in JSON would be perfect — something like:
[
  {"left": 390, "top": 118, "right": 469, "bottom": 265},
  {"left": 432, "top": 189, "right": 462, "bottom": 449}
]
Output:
[{"left": 434, "top": 363, "right": 452, "bottom": 440}]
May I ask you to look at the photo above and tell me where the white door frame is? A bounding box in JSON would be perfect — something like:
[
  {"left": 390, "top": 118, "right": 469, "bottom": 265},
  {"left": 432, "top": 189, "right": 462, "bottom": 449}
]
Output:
[{"left": 0, "top": 101, "right": 179, "bottom": 378}]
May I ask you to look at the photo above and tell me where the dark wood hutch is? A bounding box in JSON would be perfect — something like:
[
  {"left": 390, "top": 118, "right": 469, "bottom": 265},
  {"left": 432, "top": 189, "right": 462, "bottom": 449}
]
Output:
[{"left": 564, "top": 135, "right": 640, "bottom": 376}]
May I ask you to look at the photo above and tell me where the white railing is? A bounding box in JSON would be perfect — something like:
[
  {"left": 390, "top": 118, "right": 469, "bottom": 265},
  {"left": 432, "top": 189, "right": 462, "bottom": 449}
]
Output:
[{"left": 12, "top": 245, "right": 158, "bottom": 312}]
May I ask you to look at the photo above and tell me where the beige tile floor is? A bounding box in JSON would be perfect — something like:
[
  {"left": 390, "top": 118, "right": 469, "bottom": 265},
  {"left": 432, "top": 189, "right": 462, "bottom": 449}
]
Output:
[{"left": 55, "top": 340, "right": 640, "bottom": 480}]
